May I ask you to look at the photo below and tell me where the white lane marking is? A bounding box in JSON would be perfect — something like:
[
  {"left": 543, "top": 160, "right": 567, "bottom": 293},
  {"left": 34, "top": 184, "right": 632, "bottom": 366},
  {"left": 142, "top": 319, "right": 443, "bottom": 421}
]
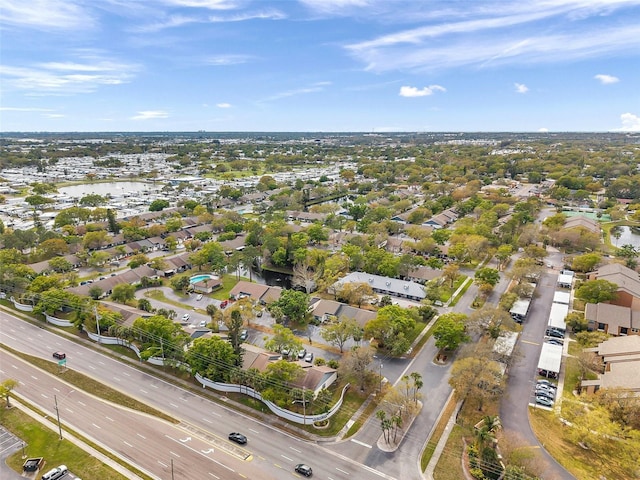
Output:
[
  {"left": 202, "top": 418, "right": 213, "bottom": 424},
  {"left": 140, "top": 389, "right": 148, "bottom": 394},
  {"left": 170, "top": 451, "right": 180, "bottom": 458},
  {"left": 281, "top": 455, "right": 293, "bottom": 462},
  {"left": 249, "top": 428, "right": 259, "bottom": 434},
  {"left": 92, "top": 423, "right": 101, "bottom": 429},
  {"left": 169, "top": 403, "right": 179, "bottom": 408},
  {"left": 137, "top": 433, "right": 146, "bottom": 439},
  {"left": 158, "top": 460, "right": 168, "bottom": 468},
  {"left": 123, "top": 441, "right": 133, "bottom": 447},
  {"left": 122, "top": 372, "right": 130, "bottom": 377},
  {"left": 77, "top": 401, "right": 86, "bottom": 407},
  {"left": 105, "top": 416, "right": 114, "bottom": 422},
  {"left": 289, "top": 447, "right": 301, "bottom": 453},
  {"left": 350, "top": 439, "right": 372, "bottom": 448},
  {"left": 336, "top": 467, "right": 349, "bottom": 475},
  {"left": 208, "top": 473, "right": 220, "bottom": 479}
]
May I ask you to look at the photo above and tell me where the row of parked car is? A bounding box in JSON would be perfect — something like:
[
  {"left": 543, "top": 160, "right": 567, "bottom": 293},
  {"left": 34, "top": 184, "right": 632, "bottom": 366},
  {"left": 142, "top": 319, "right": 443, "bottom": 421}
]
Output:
[{"left": 534, "top": 379, "right": 557, "bottom": 407}]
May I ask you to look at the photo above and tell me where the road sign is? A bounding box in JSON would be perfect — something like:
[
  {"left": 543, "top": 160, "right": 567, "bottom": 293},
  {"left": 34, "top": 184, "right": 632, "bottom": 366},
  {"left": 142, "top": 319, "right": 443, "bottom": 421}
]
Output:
[{"left": 58, "top": 359, "right": 66, "bottom": 366}]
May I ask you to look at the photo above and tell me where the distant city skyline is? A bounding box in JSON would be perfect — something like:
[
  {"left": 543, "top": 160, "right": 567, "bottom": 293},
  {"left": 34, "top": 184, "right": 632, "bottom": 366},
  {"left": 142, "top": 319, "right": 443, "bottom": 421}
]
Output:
[{"left": 1, "top": 0, "right": 639, "bottom": 133}]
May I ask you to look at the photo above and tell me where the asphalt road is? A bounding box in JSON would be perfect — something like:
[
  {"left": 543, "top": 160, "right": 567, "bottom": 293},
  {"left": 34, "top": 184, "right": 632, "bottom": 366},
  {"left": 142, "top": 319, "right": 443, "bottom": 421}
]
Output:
[
  {"left": 0, "top": 311, "right": 393, "bottom": 480},
  {"left": 499, "top": 272, "right": 575, "bottom": 480}
]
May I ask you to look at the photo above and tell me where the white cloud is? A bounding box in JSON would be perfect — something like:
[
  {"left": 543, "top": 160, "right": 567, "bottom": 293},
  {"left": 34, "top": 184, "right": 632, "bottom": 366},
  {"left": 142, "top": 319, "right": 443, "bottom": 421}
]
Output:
[
  {"left": 263, "top": 81, "right": 332, "bottom": 101},
  {"left": 594, "top": 74, "right": 619, "bottom": 84},
  {"left": 616, "top": 112, "right": 640, "bottom": 132},
  {"left": 0, "top": 106, "right": 52, "bottom": 112},
  {"left": 514, "top": 83, "right": 529, "bottom": 93},
  {"left": 160, "top": 0, "right": 236, "bottom": 10},
  {"left": 204, "top": 55, "right": 252, "bottom": 66},
  {"left": 0, "top": 55, "right": 138, "bottom": 95},
  {"left": 538, "top": 127, "right": 549, "bottom": 132},
  {"left": 344, "top": 2, "right": 640, "bottom": 73},
  {"left": 43, "top": 113, "right": 65, "bottom": 118},
  {"left": 131, "top": 110, "right": 169, "bottom": 120},
  {"left": 300, "top": 0, "right": 371, "bottom": 14},
  {"left": 0, "top": 0, "right": 93, "bottom": 30},
  {"left": 216, "top": 103, "right": 231, "bottom": 108},
  {"left": 399, "top": 85, "right": 446, "bottom": 97}
]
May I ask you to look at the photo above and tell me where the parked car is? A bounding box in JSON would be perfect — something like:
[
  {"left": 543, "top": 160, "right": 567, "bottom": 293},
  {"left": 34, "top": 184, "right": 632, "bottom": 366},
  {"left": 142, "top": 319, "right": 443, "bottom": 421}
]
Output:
[
  {"left": 545, "top": 338, "right": 564, "bottom": 346},
  {"left": 240, "top": 329, "right": 248, "bottom": 341},
  {"left": 280, "top": 347, "right": 290, "bottom": 357},
  {"left": 196, "top": 294, "right": 203, "bottom": 301},
  {"left": 535, "top": 387, "right": 555, "bottom": 399},
  {"left": 297, "top": 348, "right": 307, "bottom": 360},
  {"left": 538, "top": 369, "right": 558, "bottom": 379},
  {"left": 535, "top": 396, "right": 554, "bottom": 407},
  {"left": 41, "top": 465, "right": 68, "bottom": 480},
  {"left": 536, "top": 379, "right": 555, "bottom": 387},
  {"left": 181, "top": 313, "right": 190, "bottom": 321},
  {"left": 199, "top": 320, "right": 207, "bottom": 328},
  {"left": 220, "top": 300, "right": 229, "bottom": 309},
  {"left": 294, "top": 464, "right": 313, "bottom": 477},
  {"left": 545, "top": 328, "right": 564, "bottom": 339},
  {"left": 53, "top": 351, "right": 66, "bottom": 360},
  {"left": 256, "top": 310, "right": 263, "bottom": 317},
  {"left": 228, "top": 432, "right": 247, "bottom": 445},
  {"left": 304, "top": 352, "right": 314, "bottom": 363}
]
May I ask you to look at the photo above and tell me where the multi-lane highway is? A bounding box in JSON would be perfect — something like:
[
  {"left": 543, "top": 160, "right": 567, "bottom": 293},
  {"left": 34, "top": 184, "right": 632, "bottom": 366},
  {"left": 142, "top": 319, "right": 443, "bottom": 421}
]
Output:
[{"left": 0, "top": 311, "right": 395, "bottom": 480}]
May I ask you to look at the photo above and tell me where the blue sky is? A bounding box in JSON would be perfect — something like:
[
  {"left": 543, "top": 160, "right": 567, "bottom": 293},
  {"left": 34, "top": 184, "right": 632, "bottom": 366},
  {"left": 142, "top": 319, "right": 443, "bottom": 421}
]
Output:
[{"left": 1, "top": 0, "right": 639, "bottom": 132}]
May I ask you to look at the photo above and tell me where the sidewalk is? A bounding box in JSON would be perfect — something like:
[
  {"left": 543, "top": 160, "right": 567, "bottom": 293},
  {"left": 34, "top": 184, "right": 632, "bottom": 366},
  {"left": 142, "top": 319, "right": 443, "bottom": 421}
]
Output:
[{"left": 423, "top": 396, "right": 464, "bottom": 480}]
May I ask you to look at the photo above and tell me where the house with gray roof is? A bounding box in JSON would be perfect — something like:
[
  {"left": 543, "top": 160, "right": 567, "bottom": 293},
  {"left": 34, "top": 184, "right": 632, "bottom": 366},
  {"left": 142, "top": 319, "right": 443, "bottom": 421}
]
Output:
[
  {"left": 585, "top": 302, "right": 640, "bottom": 336},
  {"left": 332, "top": 272, "right": 426, "bottom": 301}
]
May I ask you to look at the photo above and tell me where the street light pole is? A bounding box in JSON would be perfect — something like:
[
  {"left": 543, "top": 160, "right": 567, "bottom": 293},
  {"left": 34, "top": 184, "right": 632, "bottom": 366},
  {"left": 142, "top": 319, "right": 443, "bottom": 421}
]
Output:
[
  {"left": 379, "top": 361, "right": 384, "bottom": 394},
  {"left": 54, "top": 395, "right": 63, "bottom": 440}
]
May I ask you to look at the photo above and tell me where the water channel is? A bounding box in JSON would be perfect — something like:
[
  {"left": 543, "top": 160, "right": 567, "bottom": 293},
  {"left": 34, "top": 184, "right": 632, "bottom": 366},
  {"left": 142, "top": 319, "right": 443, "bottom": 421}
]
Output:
[{"left": 612, "top": 226, "right": 640, "bottom": 249}]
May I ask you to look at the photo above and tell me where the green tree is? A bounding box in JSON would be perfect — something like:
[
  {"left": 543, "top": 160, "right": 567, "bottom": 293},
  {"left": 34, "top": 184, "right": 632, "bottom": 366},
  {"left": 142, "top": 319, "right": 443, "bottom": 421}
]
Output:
[
  {"left": 0, "top": 379, "right": 19, "bottom": 408},
  {"left": 571, "top": 253, "right": 602, "bottom": 273},
  {"left": 88, "top": 285, "right": 103, "bottom": 300},
  {"left": 185, "top": 336, "right": 238, "bottom": 381},
  {"left": 269, "top": 289, "right": 310, "bottom": 325},
  {"left": 494, "top": 245, "right": 513, "bottom": 271},
  {"left": 565, "top": 311, "right": 588, "bottom": 332},
  {"left": 449, "top": 356, "right": 504, "bottom": 412},
  {"left": 48, "top": 256, "right": 73, "bottom": 273},
  {"left": 364, "top": 305, "right": 416, "bottom": 352},
  {"left": 575, "top": 279, "right": 618, "bottom": 304},
  {"left": 320, "top": 316, "right": 361, "bottom": 353},
  {"left": 264, "top": 324, "right": 303, "bottom": 357},
  {"left": 137, "top": 298, "right": 153, "bottom": 312},
  {"left": 474, "top": 267, "right": 500, "bottom": 287},
  {"left": 149, "top": 199, "right": 170, "bottom": 211},
  {"left": 133, "top": 314, "right": 190, "bottom": 361},
  {"left": 80, "top": 193, "right": 107, "bottom": 207},
  {"left": 225, "top": 309, "right": 245, "bottom": 355},
  {"left": 128, "top": 253, "right": 150, "bottom": 269},
  {"left": 433, "top": 312, "right": 469, "bottom": 351},
  {"left": 111, "top": 283, "right": 136, "bottom": 303}
]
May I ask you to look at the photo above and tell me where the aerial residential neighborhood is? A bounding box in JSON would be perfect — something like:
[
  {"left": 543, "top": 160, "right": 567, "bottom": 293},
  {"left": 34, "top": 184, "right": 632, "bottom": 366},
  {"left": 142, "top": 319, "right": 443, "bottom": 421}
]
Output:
[{"left": 1, "top": 131, "right": 640, "bottom": 480}]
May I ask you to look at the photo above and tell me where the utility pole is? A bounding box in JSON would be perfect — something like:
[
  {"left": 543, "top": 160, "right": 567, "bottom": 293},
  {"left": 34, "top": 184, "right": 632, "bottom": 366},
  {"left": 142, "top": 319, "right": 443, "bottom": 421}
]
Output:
[
  {"left": 94, "top": 305, "right": 101, "bottom": 344},
  {"left": 54, "top": 395, "right": 62, "bottom": 440},
  {"left": 303, "top": 386, "right": 306, "bottom": 425},
  {"left": 171, "top": 459, "right": 174, "bottom": 480}
]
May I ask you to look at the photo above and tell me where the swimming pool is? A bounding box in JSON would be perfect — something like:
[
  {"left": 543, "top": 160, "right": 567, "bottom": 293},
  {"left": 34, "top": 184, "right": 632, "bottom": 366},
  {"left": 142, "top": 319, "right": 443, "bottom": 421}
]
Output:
[{"left": 190, "top": 274, "right": 216, "bottom": 284}]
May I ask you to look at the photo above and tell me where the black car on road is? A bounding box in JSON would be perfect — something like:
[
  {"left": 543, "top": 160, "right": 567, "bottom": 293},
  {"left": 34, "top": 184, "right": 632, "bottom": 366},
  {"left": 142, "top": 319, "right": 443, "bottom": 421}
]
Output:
[
  {"left": 295, "top": 464, "right": 312, "bottom": 477},
  {"left": 228, "top": 432, "right": 247, "bottom": 445}
]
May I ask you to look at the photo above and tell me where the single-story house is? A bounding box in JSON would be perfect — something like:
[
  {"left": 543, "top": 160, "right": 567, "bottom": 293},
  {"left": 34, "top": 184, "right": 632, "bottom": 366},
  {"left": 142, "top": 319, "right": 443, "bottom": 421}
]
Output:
[
  {"left": 332, "top": 272, "right": 426, "bottom": 302},
  {"left": 229, "top": 281, "right": 282, "bottom": 304},
  {"left": 308, "top": 298, "right": 376, "bottom": 327}
]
